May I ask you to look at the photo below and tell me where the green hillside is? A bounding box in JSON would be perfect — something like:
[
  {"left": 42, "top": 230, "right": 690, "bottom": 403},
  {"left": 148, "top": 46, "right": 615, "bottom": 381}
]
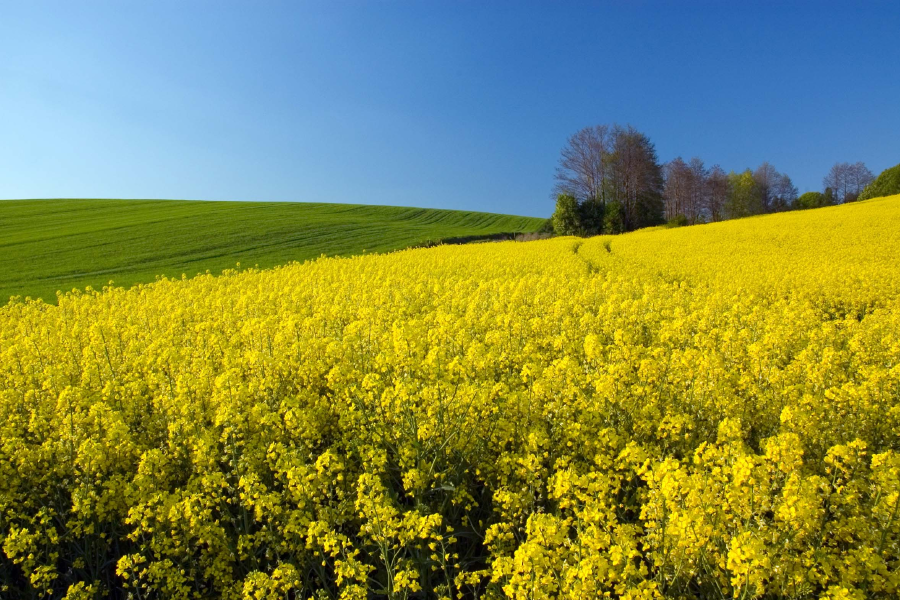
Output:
[{"left": 0, "top": 199, "right": 544, "bottom": 303}]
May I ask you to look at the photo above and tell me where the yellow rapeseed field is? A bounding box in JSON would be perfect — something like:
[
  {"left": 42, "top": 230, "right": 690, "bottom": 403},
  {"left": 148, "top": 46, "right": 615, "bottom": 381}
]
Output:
[{"left": 2, "top": 196, "right": 900, "bottom": 600}]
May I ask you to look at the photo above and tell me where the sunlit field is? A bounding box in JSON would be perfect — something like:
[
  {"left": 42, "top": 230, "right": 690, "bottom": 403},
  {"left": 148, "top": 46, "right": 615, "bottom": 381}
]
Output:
[
  {"left": 0, "top": 199, "right": 544, "bottom": 303},
  {"left": 2, "top": 196, "right": 899, "bottom": 599}
]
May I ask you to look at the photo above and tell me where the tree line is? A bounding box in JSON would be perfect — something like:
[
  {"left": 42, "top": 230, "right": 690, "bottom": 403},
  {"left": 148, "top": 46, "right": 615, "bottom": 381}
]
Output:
[{"left": 550, "top": 123, "right": 882, "bottom": 235}]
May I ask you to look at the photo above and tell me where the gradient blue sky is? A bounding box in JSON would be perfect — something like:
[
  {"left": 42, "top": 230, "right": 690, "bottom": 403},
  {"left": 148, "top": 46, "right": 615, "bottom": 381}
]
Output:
[{"left": 2, "top": 1, "right": 898, "bottom": 217}]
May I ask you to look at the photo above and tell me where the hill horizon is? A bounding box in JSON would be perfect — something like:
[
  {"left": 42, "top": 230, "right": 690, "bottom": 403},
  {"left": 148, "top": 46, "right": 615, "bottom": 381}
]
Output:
[{"left": 0, "top": 198, "right": 544, "bottom": 303}]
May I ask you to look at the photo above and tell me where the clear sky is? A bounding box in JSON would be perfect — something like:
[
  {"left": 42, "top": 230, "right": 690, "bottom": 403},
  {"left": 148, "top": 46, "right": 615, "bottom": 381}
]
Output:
[{"left": 1, "top": 1, "right": 898, "bottom": 217}]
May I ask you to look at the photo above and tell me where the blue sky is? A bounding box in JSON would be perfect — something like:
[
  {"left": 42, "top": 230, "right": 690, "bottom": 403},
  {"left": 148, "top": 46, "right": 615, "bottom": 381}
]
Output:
[{"left": 1, "top": 1, "right": 898, "bottom": 217}]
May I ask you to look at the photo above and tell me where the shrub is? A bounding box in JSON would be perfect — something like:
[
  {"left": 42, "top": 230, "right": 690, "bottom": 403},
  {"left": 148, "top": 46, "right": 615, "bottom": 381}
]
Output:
[
  {"left": 795, "top": 191, "right": 826, "bottom": 210},
  {"left": 603, "top": 200, "right": 625, "bottom": 234},
  {"left": 666, "top": 214, "right": 689, "bottom": 228},
  {"left": 794, "top": 190, "right": 837, "bottom": 210},
  {"left": 859, "top": 163, "right": 900, "bottom": 201},
  {"left": 551, "top": 193, "right": 581, "bottom": 235}
]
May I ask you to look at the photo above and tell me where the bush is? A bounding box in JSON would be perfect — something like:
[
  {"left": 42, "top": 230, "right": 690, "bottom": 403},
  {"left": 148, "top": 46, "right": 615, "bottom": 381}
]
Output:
[
  {"left": 859, "top": 163, "right": 900, "bottom": 201},
  {"left": 578, "top": 198, "right": 605, "bottom": 235},
  {"left": 795, "top": 191, "right": 827, "bottom": 210},
  {"left": 666, "top": 214, "right": 689, "bottom": 228},
  {"left": 551, "top": 194, "right": 581, "bottom": 235},
  {"left": 603, "top": 200, "right": 625, "bottom": 234}
]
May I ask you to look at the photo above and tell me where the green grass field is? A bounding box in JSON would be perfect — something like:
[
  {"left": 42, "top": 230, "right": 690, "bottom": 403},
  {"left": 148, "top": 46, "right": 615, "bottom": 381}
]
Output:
[{"left": 0, "top": 199, "right": 544, "bottom": 303}]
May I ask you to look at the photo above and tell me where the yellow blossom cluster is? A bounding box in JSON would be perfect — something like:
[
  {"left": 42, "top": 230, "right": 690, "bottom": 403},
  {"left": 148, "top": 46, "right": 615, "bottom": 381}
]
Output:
[{"left": 1, "top": 195, "right": 899, "bottom": 599}]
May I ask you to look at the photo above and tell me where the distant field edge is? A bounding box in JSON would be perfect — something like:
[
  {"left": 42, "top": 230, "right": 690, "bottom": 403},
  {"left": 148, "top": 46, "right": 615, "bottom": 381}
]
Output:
[{"left": 0, "top": 198, "right": 547, "bottom": 304}]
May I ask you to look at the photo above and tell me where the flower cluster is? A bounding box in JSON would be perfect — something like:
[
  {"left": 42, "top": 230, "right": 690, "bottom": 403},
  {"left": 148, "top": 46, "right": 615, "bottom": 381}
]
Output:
[{"left": 1, "top": 195, "right": 899, "bottom": 599}]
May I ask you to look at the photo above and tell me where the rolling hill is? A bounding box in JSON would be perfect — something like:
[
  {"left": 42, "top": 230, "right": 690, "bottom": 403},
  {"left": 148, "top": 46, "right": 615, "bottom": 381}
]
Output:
[
  {"left": 0, "top": 199, "right": 545, "bottom": 302},
  {"left": 2, "top": 195, "right": 900, "bottom": 598}
]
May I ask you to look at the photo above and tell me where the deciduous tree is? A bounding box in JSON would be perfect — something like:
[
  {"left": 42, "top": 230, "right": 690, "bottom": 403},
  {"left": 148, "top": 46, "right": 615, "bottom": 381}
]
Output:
[
  {"left": 846, "top": 162, "right": 874, "bottom": 202},
  {"left": 824, "top": 162, "right": 874, "bottom": 203},
  {"left": 554, "top": 125, "right": 610, "bottom": 204},
  {"left": 553, "top": 123, "right": 664, "bottom": 233},
  {"left": 664, "top": 157, "right": 707, "bottom": 224},
  {"left": 705, "top": 165, "right": 729, "bottom": 222},
  {"left": 663, "top": 157, "right": 691, "bottom": 222},
  {"left": 726, "top": 170, "right": 763, "bottom": 219},
  {"left": 771, "top": 172, "right": 798, "bottom": 211},
  {"left": 753, "top": 162, "right": 779, "bottom": 213},
  {"left": 607, "top": 125, "right": 665, "bottom": 230}
]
